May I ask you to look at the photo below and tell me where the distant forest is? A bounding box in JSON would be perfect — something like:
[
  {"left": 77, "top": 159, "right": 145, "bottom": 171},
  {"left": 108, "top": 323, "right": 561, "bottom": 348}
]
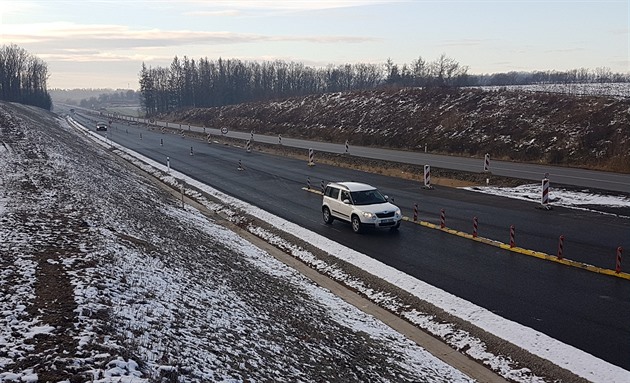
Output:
[
  {"left": 138, "top": 54, "right": 629, "bottom": 116},
  {"left": 0, "top": 44, "right": 52, "bottom": 110}
]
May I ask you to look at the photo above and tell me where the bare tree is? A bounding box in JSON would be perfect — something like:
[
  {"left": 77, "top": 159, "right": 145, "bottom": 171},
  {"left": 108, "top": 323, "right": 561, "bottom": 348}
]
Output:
[{"left": 0, "top": 44, "right": 51, "bottom": 109}]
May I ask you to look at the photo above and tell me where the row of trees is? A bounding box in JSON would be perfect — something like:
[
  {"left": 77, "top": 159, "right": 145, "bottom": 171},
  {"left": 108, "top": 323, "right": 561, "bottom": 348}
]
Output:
[
  {"left": 472, "top": 67, "right": 629, "bottom": 86},
  {"left": 77, "top": 90, "right": 139, "bottom": 109},
  {"left": 138, "top": 54, "right": 470, "bottom": 115},
  {"left": 139, "top": 54, "right": 630, "bottom": 116},
  {"left": 0, "top": 44, "right": 52, "bottom": 110}
]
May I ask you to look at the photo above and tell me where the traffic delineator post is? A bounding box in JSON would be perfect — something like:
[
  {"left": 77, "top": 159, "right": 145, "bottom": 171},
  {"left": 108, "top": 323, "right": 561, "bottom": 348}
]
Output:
[{"left": 558, "top": 235, "right": 565, "bottom": 260}]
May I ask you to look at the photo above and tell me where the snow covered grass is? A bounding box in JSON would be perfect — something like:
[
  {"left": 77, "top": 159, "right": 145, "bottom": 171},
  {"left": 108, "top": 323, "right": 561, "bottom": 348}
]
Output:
[
  {"left": 73, "top": 117, "right": 630, "bottom": 382},
  {"left": 463, "top": 184, "right": 630, "bottom": 218}
]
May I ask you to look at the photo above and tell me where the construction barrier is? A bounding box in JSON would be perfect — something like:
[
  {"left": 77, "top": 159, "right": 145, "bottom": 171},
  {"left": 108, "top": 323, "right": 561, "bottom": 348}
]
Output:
[
  {"left": 345, "top": 140, "right": 349, "bottom": 154},
  {"left": 246, "top": 140, "right": 251, "bottom": 153},
  {"left": 510, "top": 225, "right": 516, "bottom": 248},
  {"left": 484, "top": 153, "right": 490, "bottom": 172},
  {"left": 542, "top": 176, "right": 550, "bottom": 207},
  {"left": 308, "top": 148, "right": 315, "bottom": 166},
  {"left": 307, "top": 176, "right": 311, "bottom": 190},
  {"left": 473, "top": 216, "right": 478, "bottom": 238},
  {"left": 238, "top": 159, "right": 244, "bottom": 171},
  {"left": 616, "top": 247, "right": 623, "bottom": 274},
  {"left": 279, "top": 134, "right": 282, "bottom": 145},
  {"left": 424, "top": 165, "right": 431, "bottom": 188},
  {"left": 413, "top": 203, "right": 418, "bottom": 222},
  {"left": 557, "top": 235, "right": 565, "bottom": 259},
  {"left": 440, "top": 209, "right": 445, "bottom": 229}
]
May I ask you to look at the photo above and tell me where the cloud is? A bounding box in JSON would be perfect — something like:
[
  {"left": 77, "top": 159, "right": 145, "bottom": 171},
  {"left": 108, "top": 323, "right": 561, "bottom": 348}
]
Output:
[
  {"left": 184, "top": 0, "right": 395, "bottom": 11},
  {"left": 183, "top": 9, "right": 242, "bottom": 17},
  {"left": 1, "top": 22, "right": 376, "bottom": 50},
  {"left": 439, "top": 39, "right": 492, "bottom": 47}
]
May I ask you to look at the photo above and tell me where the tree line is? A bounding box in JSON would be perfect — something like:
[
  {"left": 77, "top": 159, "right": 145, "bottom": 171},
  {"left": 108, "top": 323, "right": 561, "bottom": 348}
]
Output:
[
  {"left": 138, "top": 54, "right": 470, "bottom": 115},
  {"left": 0, "top": 44, "right": 52, "bottom": 110},
  {"left": 77, "top": 90, "right": 139, "bottom": 109},
  {"left": 138, "top": 54, "right": 630, "bottom": 116}
]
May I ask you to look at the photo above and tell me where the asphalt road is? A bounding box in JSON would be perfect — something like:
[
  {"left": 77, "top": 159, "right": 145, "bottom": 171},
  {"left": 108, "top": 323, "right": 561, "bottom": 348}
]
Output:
[
  {"left": 112, "top": 113, "right": 630, "bottom": 194},
  {"left": 73, "top": 112, "right": 630, "bottom": 371}
]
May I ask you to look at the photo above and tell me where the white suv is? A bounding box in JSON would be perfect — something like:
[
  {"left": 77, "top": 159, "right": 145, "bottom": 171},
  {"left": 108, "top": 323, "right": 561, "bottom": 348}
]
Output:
[{"left": 322, "top": 182, "right": 402, "bottom": 233}]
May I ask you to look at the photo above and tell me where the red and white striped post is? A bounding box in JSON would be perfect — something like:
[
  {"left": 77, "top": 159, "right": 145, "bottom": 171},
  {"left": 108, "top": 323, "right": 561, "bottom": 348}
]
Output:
[
  {"left": 484, "top": 153, "right": 490, "bottom": 172},
  {"left": 440, "top": 209, "right": 445, "bottom": 228},
  {"left": 345, "top": 139, "right": 349, "bottom": 154},
  {"left": 279, "top": 134, "right": 282, "bottom": 145},
  {"left": 510, "top": 225, "right": 516, "bottom": 248},
  {"left": 307, "top": 176, "right": 311, "bottom": 190},
  {"left": 308, "top": 148, "right": 315, "bottom": 166},
  {"left": 246, "top": 140, "right": 251, "bottom": 153},
  {"left": 424, "top": 165, "right": 431, "bottom": 188},
  {"left": 541, "top": 174, "right": 550, "bottom": 208},
  {"left": 616, "top": 247, "right": 623, "bottom": 274},
  {"left": 472, "top": 217, "right": 478, "bottom": 238},
  {"left": 413, "top": 203, "right": 418, "bottom": 222},
  {"left": 557, "top": 235, "right": 565, "bottom": 259}
]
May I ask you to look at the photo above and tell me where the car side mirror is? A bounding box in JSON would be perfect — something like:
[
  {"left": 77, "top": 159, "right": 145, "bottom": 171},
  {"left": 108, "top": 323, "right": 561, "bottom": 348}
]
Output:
[{"left": 343, "top": 199, "right": 351, "bottom": 204}]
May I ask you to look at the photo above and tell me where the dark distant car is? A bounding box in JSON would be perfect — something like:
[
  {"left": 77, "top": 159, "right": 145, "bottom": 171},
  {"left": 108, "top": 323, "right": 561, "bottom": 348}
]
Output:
[{"left": 96, "top": 122, "right": 108, "bottom": 131}]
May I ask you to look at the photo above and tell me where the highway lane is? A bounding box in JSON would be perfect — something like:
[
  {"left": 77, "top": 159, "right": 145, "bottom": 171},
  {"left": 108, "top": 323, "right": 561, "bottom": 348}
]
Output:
[
  {"left": 111, "top": 113, "right": 630, "bottom": 194},
  {"left": 73, "top": 113, "right": 630, "bottom": 371}
]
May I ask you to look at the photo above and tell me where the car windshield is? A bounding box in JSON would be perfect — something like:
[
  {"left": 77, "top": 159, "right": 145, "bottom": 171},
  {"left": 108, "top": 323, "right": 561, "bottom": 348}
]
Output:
[{"left": 350, "top": 189, "right": 387, "bottom": 205}]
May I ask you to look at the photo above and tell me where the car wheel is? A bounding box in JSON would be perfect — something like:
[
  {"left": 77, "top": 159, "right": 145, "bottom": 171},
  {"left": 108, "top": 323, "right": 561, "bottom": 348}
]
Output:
[
  {"left": 322, "top": 207, "right": 334, "bottom": 224},
  {"left": 351, "top": 215, "right": 362, "bottom": 233}
]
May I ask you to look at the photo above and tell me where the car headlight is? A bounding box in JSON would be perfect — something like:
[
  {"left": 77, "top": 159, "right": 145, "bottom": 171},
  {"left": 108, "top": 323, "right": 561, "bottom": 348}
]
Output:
[
  {"left": 395, "top": 209, "right": 401, "bottom": 217},
  {"left": 362, "top": 212, "right": 375, "bottom": 219}
]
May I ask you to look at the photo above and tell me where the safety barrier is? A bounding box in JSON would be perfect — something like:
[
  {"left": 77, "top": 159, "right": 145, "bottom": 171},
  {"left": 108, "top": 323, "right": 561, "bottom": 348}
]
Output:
[{"left": 396, "top": 204, "right": 630, "bottom": 281}]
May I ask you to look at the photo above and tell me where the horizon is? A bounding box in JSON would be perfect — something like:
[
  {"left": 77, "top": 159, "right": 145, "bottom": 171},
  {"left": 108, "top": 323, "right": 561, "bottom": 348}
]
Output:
[{"left": 2, "top": 0, "right": 628, "bottom": 90}]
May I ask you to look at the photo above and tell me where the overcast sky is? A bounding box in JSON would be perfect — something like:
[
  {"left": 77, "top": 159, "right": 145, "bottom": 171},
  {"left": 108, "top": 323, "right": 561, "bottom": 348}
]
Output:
[{"left": 1, "top": 0, "right": 628, "bottom": 90}]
